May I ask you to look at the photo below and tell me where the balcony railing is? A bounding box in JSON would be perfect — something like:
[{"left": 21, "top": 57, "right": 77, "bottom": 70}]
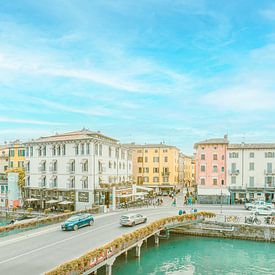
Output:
[
  {"left": 228, "top": 169, "right": 239, "bottom": 175},
  {"left": 264, "top": 169, "right": 275, "bottom": 175}
]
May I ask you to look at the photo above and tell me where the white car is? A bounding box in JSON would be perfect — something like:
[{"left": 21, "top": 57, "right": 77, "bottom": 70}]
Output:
[
  {"left": 120, "top": 213, "right": 147, "bottom": 226},
  {"left": 252, "top": 206, "right": 275, "bottom": 216},
  {"left": 245, "top": 201, "right": 273, "bottom": 210}
]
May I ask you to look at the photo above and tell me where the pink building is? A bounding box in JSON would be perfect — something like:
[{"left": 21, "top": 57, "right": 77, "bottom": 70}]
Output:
[{"left": 194, "top": 135, "right": 230, "bottom": 204}]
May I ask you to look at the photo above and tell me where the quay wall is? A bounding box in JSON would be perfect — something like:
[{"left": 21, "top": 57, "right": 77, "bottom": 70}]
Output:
[{"left": 171, "top": 221, "right": 275, "bottom": 242}]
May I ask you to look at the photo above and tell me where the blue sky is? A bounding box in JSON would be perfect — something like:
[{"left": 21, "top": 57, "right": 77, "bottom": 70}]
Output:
[{"left": 1, "top": 0, "right": 275, "bottom": 153}]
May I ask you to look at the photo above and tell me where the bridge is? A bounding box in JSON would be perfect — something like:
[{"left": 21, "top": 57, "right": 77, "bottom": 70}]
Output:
[{"left": 46, "top": 213, "right": 212, "bottom": 275}]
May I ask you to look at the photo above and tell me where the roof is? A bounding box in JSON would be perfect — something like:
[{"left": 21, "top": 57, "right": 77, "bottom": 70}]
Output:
[
  {"left": 24, "top": 129, "right": 118, "bottom": 144},
  {"left": 123, "top": 143, "right": 179, "bottom": 150},
  {"left": 228, "top": 143, "right": 275, "bottom": 150},
  {"left": 197, "top": 187, "right": 230, "bottom": 196},
  {"left": 194, "top": 136, "right": 229, "bottom": 148}
]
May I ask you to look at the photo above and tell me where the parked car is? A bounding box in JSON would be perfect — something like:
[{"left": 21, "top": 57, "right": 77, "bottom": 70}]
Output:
[
  {"left": 120, "top": 213, "right": 147, "bottom": 226},
  {"left": 245, "top": 200, "right": 273, "bottom": 210},
  {"left": 252, "top": 206, "right": 275, "bottom": 216},
  {"left": 61, "top": 213, "right": 94, "bottom": 231}
]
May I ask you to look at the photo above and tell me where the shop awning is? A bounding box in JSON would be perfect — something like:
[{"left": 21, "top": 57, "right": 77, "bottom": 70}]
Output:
[
  {"left": 46, "top": 199, "right": 59, "bottom": 204},
  {"left": 58, "top": 201, "right": 74, "bottom": 205},
  {"left": 25, "top": 198, "right": 40, "bottom": 202},
  {"left": 197, "top": 188, "right": 230, "bottom": 196}
]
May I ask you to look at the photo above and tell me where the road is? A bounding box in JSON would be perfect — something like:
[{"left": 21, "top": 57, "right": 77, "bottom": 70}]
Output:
[{"left": 0, "top": 205, "right": 247, "bottom": 275}]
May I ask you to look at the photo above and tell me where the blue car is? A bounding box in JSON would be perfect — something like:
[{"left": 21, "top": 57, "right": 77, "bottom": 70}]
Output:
[{"left": 61, "top": 213, "right": 94, "bottom": 231}]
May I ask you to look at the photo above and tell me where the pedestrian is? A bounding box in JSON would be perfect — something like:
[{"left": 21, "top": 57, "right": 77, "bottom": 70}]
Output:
[{"left": 172, "top": 198, "right": 177, "bottom": 207}]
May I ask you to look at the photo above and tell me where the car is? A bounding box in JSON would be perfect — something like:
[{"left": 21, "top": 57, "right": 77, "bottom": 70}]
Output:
[
  {"left": 61, "top": 213, "right": 94, "bottom": 231},
  {"left": 162, "top": 191, "right": 169, "bottom": 196},
  {"left": 252, "top": 206, "right": 275, "bottom": 216},
  {"left": 245, "top": 200, "right": 273, "bottom": 210},
  {"left": 120, "top": 213, "right": 147, "bottom": 227}
]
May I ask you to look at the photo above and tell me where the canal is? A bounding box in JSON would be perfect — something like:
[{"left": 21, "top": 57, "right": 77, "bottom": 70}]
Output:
[{"left": 113, "top": 236, "right": 275, "bottom": 275}]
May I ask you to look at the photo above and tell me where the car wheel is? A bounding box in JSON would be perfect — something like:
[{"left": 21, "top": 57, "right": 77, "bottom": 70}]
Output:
[
  {"left": 144, "top": 218, "right": 147, "bottom": 223},
  {"left": 131, "top": 222, "right": 135, "bottom": 227},
  {"left": 73, "top": 225, "right": 78, "bottom": 231},
  {"left": 255, "top": 212, "right": 259, "bottom": 216},
  {"left": 248, "top": 207, "right": 252, "bottom": 211},
  {"left": 89, "top": 220, "right": 94, "bottom": 226}
]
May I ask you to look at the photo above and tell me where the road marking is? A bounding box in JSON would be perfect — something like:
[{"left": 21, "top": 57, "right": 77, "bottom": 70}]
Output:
[{"left": 0, "top": 210, "right": 174, "bottom": 266}]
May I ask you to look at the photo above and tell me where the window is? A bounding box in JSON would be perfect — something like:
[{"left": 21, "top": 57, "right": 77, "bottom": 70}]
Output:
[
  {"left": 221, "top": 167, "right": 224, "bottom": 172},
  {"left": 153, "top": 157, "right": 159, "bottom": 162},
  {"left": 30, "top": 146, "right": 33, "bottom": 157},
  {"left": 153, "top": 177, "right": 159, "bottom": 183},
  {"left": 114, "top": 162, "right": 116, "bottom": 169},
  {"left": 249, "top": 152, "right": 254, "bottom": 158},
  {"left": 201, "top": 154, "right": 205, "bottom": 160},
  {"left": 143, "top": 176, "right": 149, "bottom": 182},
  {"left": 143, "top": 167, "right": 149, "bottom": 173},
  {"left": 42, "top": 176, "right": 46, "bottom": 187},
  {"left": 200, "top": 178, "right": 205, "bottom": 185},
  {"left": 10, "top": 161, "right": 13, "bottom": 168},
  {"left": 115, "top": 148, "right": 119, "bottom": 158},
  {"left": 265, "top": 152, "right": 275, "bottom": 158},
  {"left": 26, "top": 176, "right": 30, "bottom": 186},
  {"left": 213, "top": 178, "right": 217, "bottom": 185},
  {"left": 57, "top": 146, "right": 61, "bottom": 156},
  {"left": 164, "top": 156, "right": 168, "bottom": 162},
  {"left": 265, "top": 176, "right": 273, "bottom": 187},
  {"left": 249, "top": 162, "right": 254, "bottom": 171},
  {"left": 109, "top": 161, "right": 112, "bottom": 169},
  {"left": 213, "top": 154, "right": 218, "bottom": 160},
  {"left": 52, "top": 146, "right": 56, "bottom": 156},
  {"left": 231, "top": 176, "right": 236, "bottom": 184},
  {"left": 229, "top": 152, "right": 239, "bottom": 158},
  {"left": 81, "top": 144, "right": 85, "bottom": 155},
  {"left": 53, "top": 177, "right": 57, "bottom": 188},
  {"left": 53, "top": 161, "right": 57, "bottom": 172},
  {"left": 163, "top": 149, "right": 168, "bottom": 153},
  {"left": 26, "top": 161, "right": 30, "bottom": 172},
  {"left": 163, "top": 176, "right": 169, "bottom": 183},
  {"left": 200, "top": 165, "right": 205, "bottom": 172},
  {"left": 137, "top": 150, "right": 142, "bottom": 153},
  {"left": 213, "top": 165, "right": 218, "bottom": 173},
  {"left": 82, "top": 160, "right": 88, "bottom": 172},
  {"left": 38, "top": 147, "right": 42, "bottom": 157},
  {"left": 86, "top": 143, "right": 90, "bottom": 155},
  {"left": 18, "top": 149, "right": 25, "bottom": 157},
  {"left": 26, "top": 147, "right": 29, "bottom": 157},
  {"left": 109, "top": 147, "right": 112, "bottom": 157},
  {"left": 137, "top": 157, "right": 143, "bottom": 163},
  {"left": 222, "top": 155, "right": 224, "bottom": 160},
  {"left": 62, "top": 144, "right": 66, "bottom": 155},
  {"left": 95, "top": 144, "right": 98, "bottom": 155},
  {"left": 221, "top": 179, "right": 224, "bottom": 186},
  {"left": 43, "top": 146, "right": 46, "bottom": 156},
  {"left": 139, "top": 167, "right": 142, "bottom": 173},
  {"left": 267, "top": 163, "right": 272, "bottom": 173},
  {"left": 155, "top": 149, "right": 158, "bottom": 153},
  {"left": 145, "top": 149, "right": 148, "bottom": 153},
  {"left": 82, "top": 178, "right": 88, "bottom": 189},
  {"left": 249, "top": 176, "right": 254, "bottom": 187},
  {"left": 231, "top": 163, "right": 236, "bottom": 172},
  {"left": 99, "top": 144, "right": 102, "bottom": 156},
  {"left": 144, "top": 157, "right": 148, "bottom": 163},
  {"left": 9, "top": 149, "right": 15, "bottom": 157},
  {"left": 153, "top": 167, "right": 159, "bottom": 173}
]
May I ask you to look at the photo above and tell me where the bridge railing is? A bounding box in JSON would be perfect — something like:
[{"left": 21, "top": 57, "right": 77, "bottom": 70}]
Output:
[{"left": 45, "top": 211, "right": 215, "bottom": 275}]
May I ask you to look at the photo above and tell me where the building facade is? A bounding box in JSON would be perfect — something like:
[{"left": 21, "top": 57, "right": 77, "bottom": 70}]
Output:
[
  {"left": 194, "top": 135, "right": 230, "bottom": 204},
  {"left": 183, "top": 155, "right": 193, "bottom": 189},
  {"left": 126, "top": 143, "right": 180, "bottom": 192},
  {"left": 24, "top": 129, "right": 132, "bottom": 211},
  {"left": 228, "top": 143, "right": 275, "bottom": 204}
]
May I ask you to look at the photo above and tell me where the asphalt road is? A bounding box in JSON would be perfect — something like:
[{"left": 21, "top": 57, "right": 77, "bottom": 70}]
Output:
[{"left": 0, "top": 205, "right": 247, "bottom": 275}]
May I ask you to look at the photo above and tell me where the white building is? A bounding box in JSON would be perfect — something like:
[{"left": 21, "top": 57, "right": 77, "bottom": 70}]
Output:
[
  {"left": 227, "top": 143, "right": 275, "bottom": 203},
  {"left": 24, "top": 129, "right": 133, "bottom": 211}
]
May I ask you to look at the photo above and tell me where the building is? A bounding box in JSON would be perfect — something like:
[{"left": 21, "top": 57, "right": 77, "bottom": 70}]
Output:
[
  {"left": 178, "top": 153, "right": 184, "bottom": 189},
  {"left": 24, "top": 129, "right": 133, "bottom": 211},
  {"left": 183, "top": 155, "right": 193, "bottom": 189},
  {"left": 228, "top": 143, "right": 275, "bottom": 204},
  {"left": 194, "top": 135, "right": 230, "bottom": 204},
  {"left": 125, "top": 143, "right": 180, "bottom": 192},
  {"left": 7, "top": 141, "right": 25, "bottom": 169},
  {"left": 191, "top": 158, "right": 196, "bottom": 189},
  {"left": 0, "top": 173, "right": 8, "bottom": 208},
  {"left": 0, "top": 145, "right": 9, "bottom": 173}
]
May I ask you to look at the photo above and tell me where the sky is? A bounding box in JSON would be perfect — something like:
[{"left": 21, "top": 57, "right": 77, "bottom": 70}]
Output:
[{"left": 1, "top": 0, "right": 275, "bottom": 154}]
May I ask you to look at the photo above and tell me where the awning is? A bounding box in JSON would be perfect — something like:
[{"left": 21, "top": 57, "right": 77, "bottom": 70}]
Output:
[
  {"left": 58, "top": 201, "right": 74, "bottom": 205},
  {"left": 46, "top": 199, "right": 59, "bottom": 204},
  {"left": 26, "top": 198, "right": 40, "bottom": 202},
  {"left": 136, "top": 186, "right": 153, "bottom": 192},
  {"left": 117, "top": 192, "right": 148, "bottom": 198},
  {"left": 197, "top": 188, "right": 230, "bottom": 196}
]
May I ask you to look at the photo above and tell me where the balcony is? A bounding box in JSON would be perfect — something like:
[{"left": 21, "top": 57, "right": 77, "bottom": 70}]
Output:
[
  {"left": 228, "top": 169, "right": 239, "bottom": 175},
  {"left": 264, "top": 169, "right": 275, "bottom": 175}
]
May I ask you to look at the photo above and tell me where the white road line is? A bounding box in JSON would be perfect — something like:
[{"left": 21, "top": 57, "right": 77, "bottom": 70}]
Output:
[{"left": 0, "top": 210, "right": 173, "bottom": 265}]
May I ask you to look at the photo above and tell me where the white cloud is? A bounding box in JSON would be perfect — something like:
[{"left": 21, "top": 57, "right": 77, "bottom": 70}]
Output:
[{"left": 0, "top": 116, "right": 66, "bottom": 126}]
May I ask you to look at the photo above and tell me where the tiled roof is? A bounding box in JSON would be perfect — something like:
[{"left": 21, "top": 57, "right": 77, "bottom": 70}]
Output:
[
  {"left": 228, "top": 143, "right": 275, "bottom": 149},
  {"left": 25, "top": 129, "right": 118, "bottom": 144},
  {"left": 123, "top": 143, "right": 179, "bottom": 150},
  {"left": 194, "top": 137, "right": 229, "bottom": 148}
]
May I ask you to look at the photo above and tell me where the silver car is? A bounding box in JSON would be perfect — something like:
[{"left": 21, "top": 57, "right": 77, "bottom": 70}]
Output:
[{"left": 120, "top": 213, "right": 147, "bottom": 226}]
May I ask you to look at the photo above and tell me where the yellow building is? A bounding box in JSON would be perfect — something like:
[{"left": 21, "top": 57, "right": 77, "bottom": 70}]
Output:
[
  {"left": 183, "top": 155, "right": 193, "bottom": 188},
  {"left": 7, "top": 141, "right": 25, "bottom": 169},
  {"left": 126, "top": 143, "right": 180, "bottom": 191}
]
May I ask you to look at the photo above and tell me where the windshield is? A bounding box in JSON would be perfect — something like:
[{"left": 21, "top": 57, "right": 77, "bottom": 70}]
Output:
[{"left": 67, "top": 216, "right": 80, "bottom": 222}]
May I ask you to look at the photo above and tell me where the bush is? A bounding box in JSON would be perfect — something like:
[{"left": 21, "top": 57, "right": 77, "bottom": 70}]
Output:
[
  {"left": 27, "top": 208, "right": 33, "bottom": 213},
  {"left": 44, "top": 209, "right": 51, "bottom": 215}
]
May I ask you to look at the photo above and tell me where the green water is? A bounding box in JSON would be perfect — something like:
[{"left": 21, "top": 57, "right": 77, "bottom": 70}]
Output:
[
  {"left": 113, "top": 236, "right": 275, "bottom": 275},
  {"left": 0, "top": 218, "right": 9, "bottom": 226}
]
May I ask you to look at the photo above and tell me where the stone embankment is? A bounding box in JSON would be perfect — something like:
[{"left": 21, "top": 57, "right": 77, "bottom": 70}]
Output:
[{"left": 171, "top": 221, "right": 275, "bottom": 242}]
